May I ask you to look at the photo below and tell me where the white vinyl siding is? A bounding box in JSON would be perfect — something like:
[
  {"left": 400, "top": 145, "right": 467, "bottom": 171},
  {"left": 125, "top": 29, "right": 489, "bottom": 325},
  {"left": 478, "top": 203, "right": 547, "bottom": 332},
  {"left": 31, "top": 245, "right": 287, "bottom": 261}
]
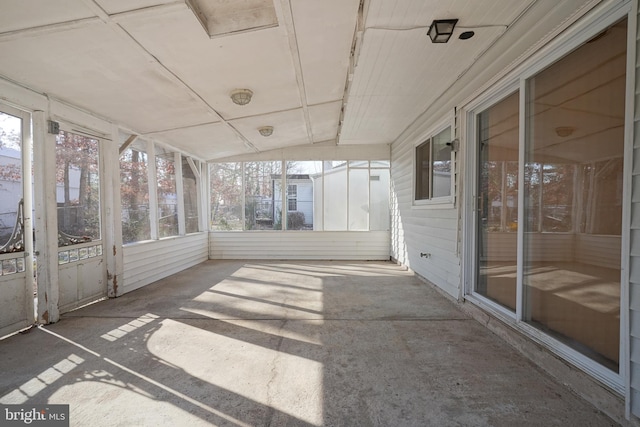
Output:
[
  {"left": 391, "top": 122, "right": 460, "bottom": 298},
  {"left": 121, "top": 233, "right": 208, "bottom": 295},
  {"left": 209, "top": 231, "right": 390, "bottom": 260}
]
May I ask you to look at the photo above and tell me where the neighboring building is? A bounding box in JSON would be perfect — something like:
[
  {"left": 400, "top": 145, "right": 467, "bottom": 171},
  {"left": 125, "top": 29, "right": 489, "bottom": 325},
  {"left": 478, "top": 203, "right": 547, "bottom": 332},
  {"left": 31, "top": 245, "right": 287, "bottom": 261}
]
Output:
[{"left": 272, "top": 174, "right": 314, "bottom": 229}]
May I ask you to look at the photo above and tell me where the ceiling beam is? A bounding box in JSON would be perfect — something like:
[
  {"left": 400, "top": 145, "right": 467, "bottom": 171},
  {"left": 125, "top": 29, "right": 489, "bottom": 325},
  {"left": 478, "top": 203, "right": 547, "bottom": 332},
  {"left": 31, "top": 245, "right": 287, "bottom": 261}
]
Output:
[{"left": 118, "top": 134, "right": 138, "bottom": 155}]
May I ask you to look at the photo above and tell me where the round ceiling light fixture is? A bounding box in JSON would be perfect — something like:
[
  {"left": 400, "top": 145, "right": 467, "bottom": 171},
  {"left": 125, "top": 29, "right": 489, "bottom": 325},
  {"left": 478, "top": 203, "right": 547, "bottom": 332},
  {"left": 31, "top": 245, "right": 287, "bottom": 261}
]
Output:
[
  {"left": 258, "top": 126, "right": 273, "bottom": 137},
  {"left": 555, "top": 126, "right": 575, "bottom": 138},
  {"left": 230, "top": 89, "right": 253, "bottom": 106}
]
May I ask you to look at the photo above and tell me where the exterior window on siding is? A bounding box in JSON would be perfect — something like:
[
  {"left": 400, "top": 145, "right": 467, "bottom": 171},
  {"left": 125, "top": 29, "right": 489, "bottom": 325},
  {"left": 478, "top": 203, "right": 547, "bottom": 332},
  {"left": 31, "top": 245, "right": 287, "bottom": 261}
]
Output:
[
  {"left": 120, "top": 140, "right": 151, "bottom": 244},
  {"left": 155, "top": 147, "right": 178, "bottom": 238},
  {"left": 415, "top": 127, "right": 452, "bottom": 201},
  {"left": 182, "top": 156, "right": 199, "bottom": 234},
  {"left": 245, "top": 161, "right": 282, "bottom": 230},
  {"left": 287, "top": 185, "right": 297, "bottom": 211},
  {"left": 210, "top": 162, "right": 243, "bottom": 231},
  {"left": 56, "top": 130, "right": 101, "bottom": 245}
]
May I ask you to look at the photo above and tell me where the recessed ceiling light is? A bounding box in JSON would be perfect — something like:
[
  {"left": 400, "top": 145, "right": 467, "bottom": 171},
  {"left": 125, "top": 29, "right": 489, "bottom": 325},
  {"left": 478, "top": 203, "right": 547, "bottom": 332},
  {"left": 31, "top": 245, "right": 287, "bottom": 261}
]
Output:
[{"left": 459, "top": 31, "right": 475, "bottom": 40}]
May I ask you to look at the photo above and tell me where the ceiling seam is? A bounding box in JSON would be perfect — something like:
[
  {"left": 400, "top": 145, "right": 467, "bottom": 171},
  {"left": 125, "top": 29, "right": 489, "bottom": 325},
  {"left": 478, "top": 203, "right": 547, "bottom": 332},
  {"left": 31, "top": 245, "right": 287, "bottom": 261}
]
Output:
[
  {"left": 76, "top": 0, "right": 259, "bottom": 153},
  {"left": 0, "top": 17, "right": 102, "bottom": 42},
  {"left": 278, "top": 0, "right": 314, "bottom": 144}
]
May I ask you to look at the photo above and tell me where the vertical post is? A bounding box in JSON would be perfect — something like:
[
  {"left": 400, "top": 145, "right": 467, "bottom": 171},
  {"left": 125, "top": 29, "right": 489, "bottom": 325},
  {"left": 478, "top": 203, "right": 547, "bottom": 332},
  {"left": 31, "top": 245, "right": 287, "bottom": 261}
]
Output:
[
  {"left": 33, "top": 111, "right": 60, "bottom": 324},
  {"left": 175, "top": 152, "right": 185, "bottom": 235},
  {"left": 186, "top": 156, "right": 203, "bottom": 233},
  {"left": 201, "top": 161, "right": 209, "bottom": 233},
  {"left": 147, "top": 141, "right": 158, "bottom": 240},
  {"left": 281, "top": 160, "right": 286, "bottom": 230},
  {"left": 103, "top": 125, "right": 123, "bottom": 297},
  {"left": 241, "top": 162, "right": 245, "bottom": 229},
  {"left": 22, "top": 110, "right": 34, "bottom": 322}
]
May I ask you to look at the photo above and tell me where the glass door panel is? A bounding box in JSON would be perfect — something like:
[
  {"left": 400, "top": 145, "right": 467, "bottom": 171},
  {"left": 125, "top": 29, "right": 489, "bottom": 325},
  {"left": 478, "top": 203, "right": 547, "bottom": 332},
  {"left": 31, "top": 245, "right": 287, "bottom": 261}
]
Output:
[
  {"left": 476, "top": 92, "right": 519, "bottom": 311},
  {"left": 0, "top": 106, "right": 33, "bottom": 336},
  {"left": 56, "top": 129, "right": 105, "bottom": 312},
  {"left": 524, "top": 18, "right": 626, "bottom": 372}
]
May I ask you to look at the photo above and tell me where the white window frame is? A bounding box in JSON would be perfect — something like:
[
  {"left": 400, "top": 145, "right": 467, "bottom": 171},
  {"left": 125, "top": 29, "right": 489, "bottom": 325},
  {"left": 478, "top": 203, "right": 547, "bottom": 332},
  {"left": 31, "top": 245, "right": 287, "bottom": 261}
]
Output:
[{"left": 412, "top": 117, "right": 455, "bottom": 208}]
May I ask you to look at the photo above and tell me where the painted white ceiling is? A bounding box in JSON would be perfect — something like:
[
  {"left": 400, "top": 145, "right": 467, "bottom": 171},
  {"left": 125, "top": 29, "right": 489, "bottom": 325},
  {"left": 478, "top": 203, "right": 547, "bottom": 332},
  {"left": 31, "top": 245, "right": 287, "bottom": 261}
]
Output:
[{"left": 0, "top": 0, "right": 597, "bottom": 160}]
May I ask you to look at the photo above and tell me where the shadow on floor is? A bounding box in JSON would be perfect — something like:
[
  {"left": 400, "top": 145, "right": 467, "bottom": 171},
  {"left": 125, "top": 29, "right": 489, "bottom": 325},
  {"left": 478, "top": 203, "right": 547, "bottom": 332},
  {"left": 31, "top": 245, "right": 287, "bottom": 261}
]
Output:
[{"left": 0, "top": 260, "right": 617, "bottom": 426}]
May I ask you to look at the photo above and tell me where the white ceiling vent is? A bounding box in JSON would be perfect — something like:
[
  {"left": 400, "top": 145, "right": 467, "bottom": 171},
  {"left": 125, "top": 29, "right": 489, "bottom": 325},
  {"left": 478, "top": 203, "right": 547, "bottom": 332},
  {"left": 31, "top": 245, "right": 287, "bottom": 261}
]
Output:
[{"left": 187, "top": 0, "right": 278, "bottom": 38}]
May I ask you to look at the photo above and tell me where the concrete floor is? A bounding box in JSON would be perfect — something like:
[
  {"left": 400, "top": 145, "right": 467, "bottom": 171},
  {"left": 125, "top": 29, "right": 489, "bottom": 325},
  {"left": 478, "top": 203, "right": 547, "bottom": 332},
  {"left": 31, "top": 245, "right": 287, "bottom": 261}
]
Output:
[{"left": 0, "top": 260, "right": 619, "bottom": 426}]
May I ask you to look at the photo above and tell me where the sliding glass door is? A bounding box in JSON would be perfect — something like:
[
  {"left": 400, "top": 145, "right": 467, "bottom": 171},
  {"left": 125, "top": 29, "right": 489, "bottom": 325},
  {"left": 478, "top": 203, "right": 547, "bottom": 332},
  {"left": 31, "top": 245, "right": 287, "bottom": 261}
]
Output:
[
  {"left": 471, "top": 17, "right": 627, "bottom": 373},
  {"left": 476, "top": 92, "right": 519, "bottom": 311},
  {"left": 522, "top": 18, "right": 626, "bottom": 371}
]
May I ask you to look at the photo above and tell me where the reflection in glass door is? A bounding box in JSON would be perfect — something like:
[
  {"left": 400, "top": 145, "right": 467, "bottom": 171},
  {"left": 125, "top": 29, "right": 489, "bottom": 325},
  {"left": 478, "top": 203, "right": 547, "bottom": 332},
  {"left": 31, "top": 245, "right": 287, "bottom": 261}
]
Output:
[
  {"left": 476, "top": 92, "right": 519, "bottom": 312},
  {"left": 523, "top": 18, "right": 627, "bottom": 372}
]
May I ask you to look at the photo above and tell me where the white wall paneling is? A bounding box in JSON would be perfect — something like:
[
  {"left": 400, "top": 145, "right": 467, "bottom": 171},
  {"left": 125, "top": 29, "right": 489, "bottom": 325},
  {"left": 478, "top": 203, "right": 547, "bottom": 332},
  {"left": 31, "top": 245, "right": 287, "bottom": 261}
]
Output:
[
  {"left": 210, "top": 231, "right": 390, "bottom": 260},
  {"left": 122, "top": 233, "right": 208, "bottom": 295}
]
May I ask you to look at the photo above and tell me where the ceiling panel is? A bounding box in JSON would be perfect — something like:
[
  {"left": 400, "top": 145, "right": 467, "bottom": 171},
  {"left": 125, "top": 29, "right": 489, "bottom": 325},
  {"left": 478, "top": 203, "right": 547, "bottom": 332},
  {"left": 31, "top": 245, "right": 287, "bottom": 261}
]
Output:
[
  {"left": 150, "top": 122, "right": 250, "bottom": 159},
  {"left": 0, "top": 22, "right": 217, "bottom": 134},
  {"left": 0, "top": 0, "right": 95, "bottom": 33},
  {"left": 229, "top": 108, "right": 308, "bottom": 151},
  {"left": 94, "top": 0, "right": 178, "bottom": 15},
  {"left": 309, "top": 101, "right": 342, "bottom": 143},
  {"left": 291, "top": 0, "right": 360, "bottom": 105},
  {"left": 340, "top": 0, "right": 532, "bottom": 144},
  {"left": 120, "top": 8, "right": 302, "bottom": 121}
]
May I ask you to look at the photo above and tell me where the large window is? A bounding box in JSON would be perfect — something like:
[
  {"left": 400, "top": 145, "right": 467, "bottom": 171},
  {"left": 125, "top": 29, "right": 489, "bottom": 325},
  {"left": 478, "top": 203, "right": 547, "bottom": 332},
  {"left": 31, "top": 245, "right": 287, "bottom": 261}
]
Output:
[
  {"left": 415, "top": 126, "right": 452, "bottom": 201},
  {"left": 370, "top": 161, "right": 391, "bottom": 231},
  {"left": 155, "top": 148, "right": 178, "bottom": 238},
  {"left": 210, "top": 162, "right": 242, "bottom": 231},
  {"left": 284, "top": 161, "right": 322, "bottom": 230},
  {"left": 470, "top": 17, "right": 627, "bottom": 374},
  {"left": 210, "top": 160, "right": 390, "bottom": 231},
  {"left": 56, "top": 130, "right": 101, "bottom": 245},
  {"left": 120, "top": 140, "right": 151, "bottom": 244},
  {"left": 322, "top": 161, "right": 348, "bottom": 230},
  {"left": 182, "top": 157, "right": 199, "bottom": 234},
  {"left": 120, "top": 142, "right": 204, "bottom": 242},
  {"left": 245, "top": 161, "right": 282, "bottom": 230},
  {"left": 0, "top": 111, "right": 24, "bottom": 255}
]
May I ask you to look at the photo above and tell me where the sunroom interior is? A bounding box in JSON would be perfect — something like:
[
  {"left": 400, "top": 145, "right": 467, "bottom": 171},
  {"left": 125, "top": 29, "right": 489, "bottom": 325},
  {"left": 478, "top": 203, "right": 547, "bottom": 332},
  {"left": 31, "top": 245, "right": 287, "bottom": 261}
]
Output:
[{"left": 0, "top": 0, "right": 638, "bottom": 423}]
